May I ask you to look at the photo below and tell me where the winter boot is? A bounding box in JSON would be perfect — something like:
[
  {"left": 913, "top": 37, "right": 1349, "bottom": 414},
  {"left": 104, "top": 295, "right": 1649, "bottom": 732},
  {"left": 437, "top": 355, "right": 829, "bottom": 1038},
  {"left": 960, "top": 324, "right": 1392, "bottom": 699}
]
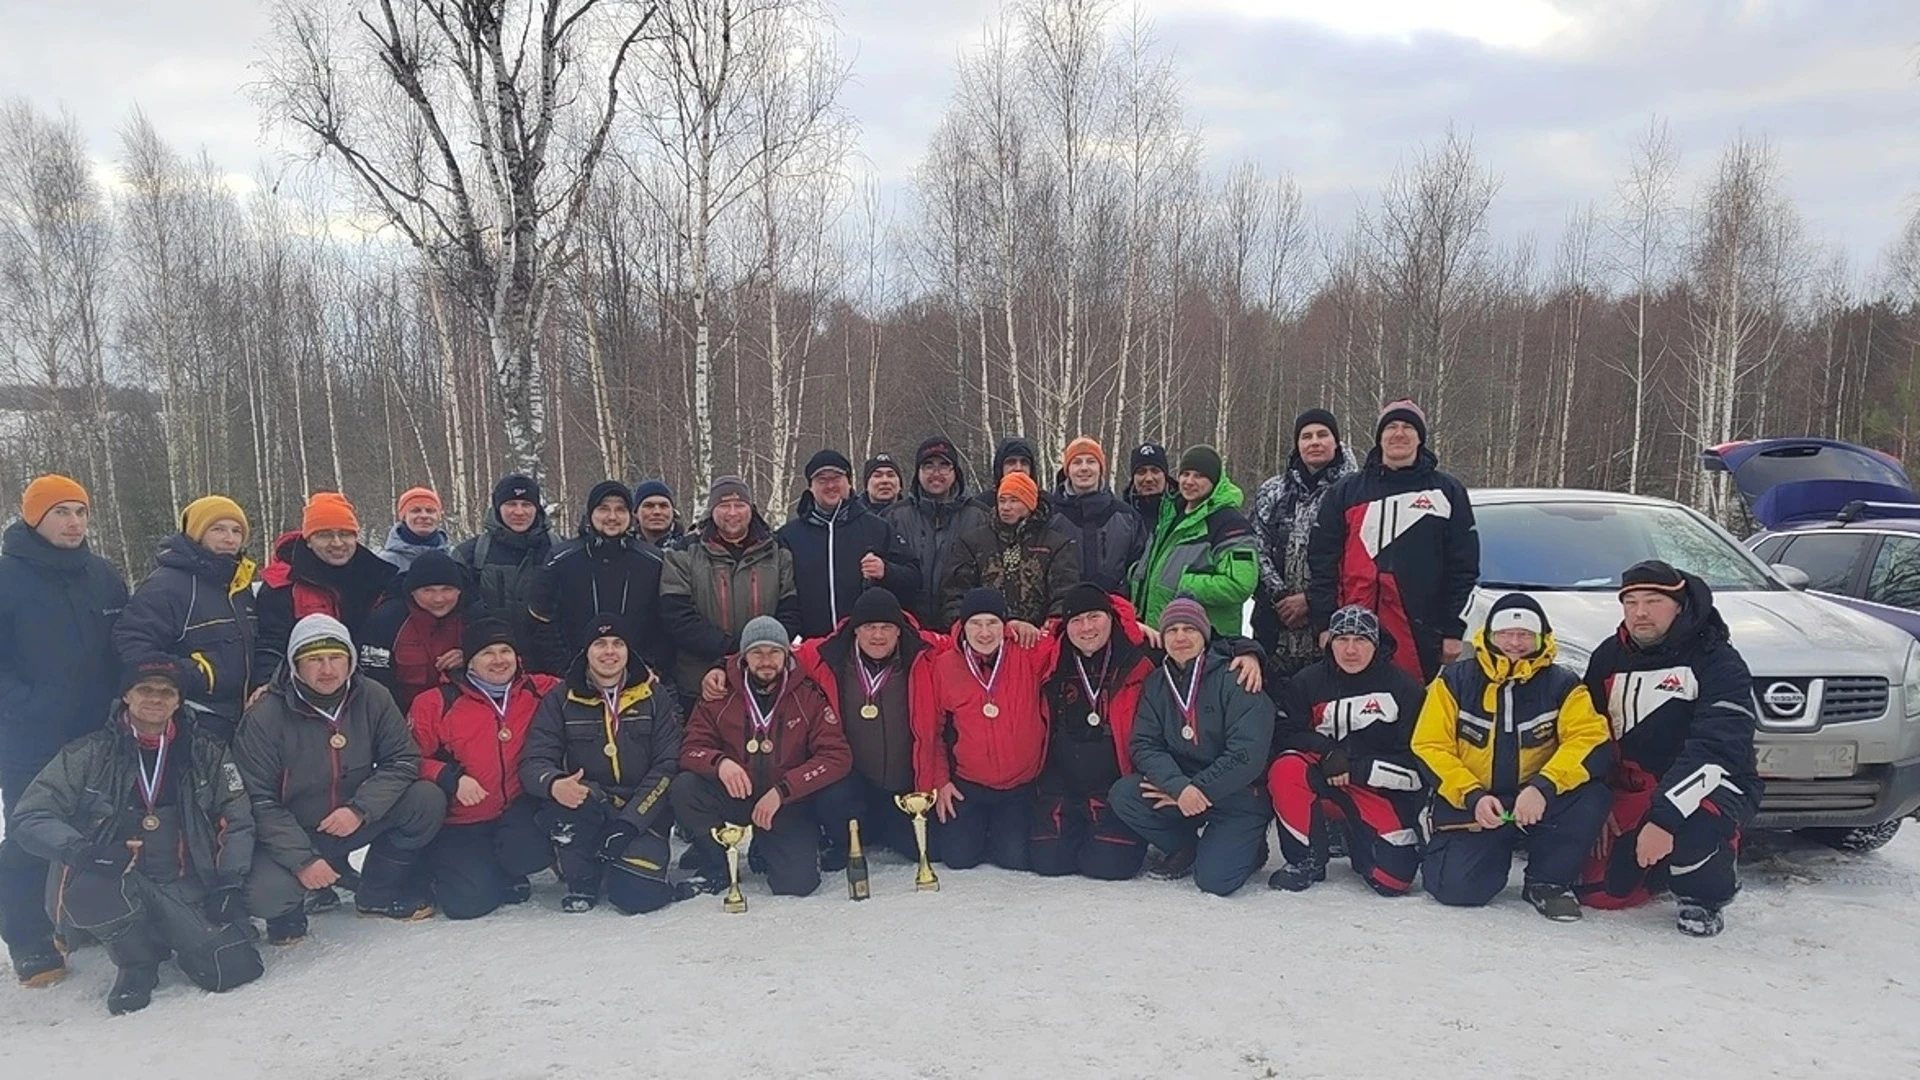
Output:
[
  {"left": 560, "top": 892, "right": 598, "bottom": 914},
  {"left": 1267, "top": 860, "right": 1327, "bottom": 892},
  {"left": 107, "top": 963, "right": 161, "bottom": 1016},
  {"left": 1524, "top": 883, "right": 1582, "bottom": 922},
  {"left": 819, "top": 832, "right": 848, "bottom": 874},
  {"left": 503, "top": 877, "right": 533, "bottom": 906},
  {"left": 265, "top": 912, "right": 308, "bottom": 945},
  {"left": 11, "top": 945, "right": 66, "bottom": 988},
  {"left": 1144, "top": 845, "right": 1197, "bottom": 881},
  {"left": 1325, "top": 823, "right": 1350, "bottom": 862},
  {"left": 304, "top": 887, "right": 341, "bottom": 914},
  {"left": 355, "top": 844, "right": 435, "bottom": 921},
  {"left": 1676, "top": 900, "right": 1725, "bottom": 938}
]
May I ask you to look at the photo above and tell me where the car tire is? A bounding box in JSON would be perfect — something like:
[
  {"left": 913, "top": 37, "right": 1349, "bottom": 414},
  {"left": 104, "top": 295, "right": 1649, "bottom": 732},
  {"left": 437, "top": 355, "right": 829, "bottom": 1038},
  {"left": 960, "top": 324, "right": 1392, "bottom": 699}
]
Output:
[{"left": 1802, "top": 819, "right": 1904, "bottom": 854}]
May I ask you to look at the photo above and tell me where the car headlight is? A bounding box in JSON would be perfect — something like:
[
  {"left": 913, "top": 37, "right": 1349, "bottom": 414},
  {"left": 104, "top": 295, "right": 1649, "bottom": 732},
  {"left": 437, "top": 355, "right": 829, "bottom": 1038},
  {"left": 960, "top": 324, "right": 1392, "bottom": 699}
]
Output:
[{"left": 1904, "top": 644, "right": 1920, "bottom": 722}]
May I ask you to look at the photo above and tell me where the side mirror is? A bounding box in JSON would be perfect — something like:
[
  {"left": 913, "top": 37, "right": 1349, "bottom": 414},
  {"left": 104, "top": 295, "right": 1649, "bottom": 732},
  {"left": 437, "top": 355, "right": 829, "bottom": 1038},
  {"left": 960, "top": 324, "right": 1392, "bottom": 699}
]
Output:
[{"left": 1771, "top": 563, "right": 1811, "bottom": 589}]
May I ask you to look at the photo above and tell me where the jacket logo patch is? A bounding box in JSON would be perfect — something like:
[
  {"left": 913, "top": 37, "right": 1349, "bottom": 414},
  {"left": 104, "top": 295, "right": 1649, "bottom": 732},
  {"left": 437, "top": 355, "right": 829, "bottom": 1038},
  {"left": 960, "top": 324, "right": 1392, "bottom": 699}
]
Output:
[
  {"left": 359, "top": 645, "right": 393, "bottom": 668},
  {"left": 1607, "top": 666, "right": 1698, "bottom": 738},
  {"left": 1315, "top": 694, "right": 1399, "bottom": 739},
  {"left": 1357, "top": 489, "right": 1452, "bottom": 559},
  {"left": 222, "top": 762, "right": 245, "bottom": 793}
]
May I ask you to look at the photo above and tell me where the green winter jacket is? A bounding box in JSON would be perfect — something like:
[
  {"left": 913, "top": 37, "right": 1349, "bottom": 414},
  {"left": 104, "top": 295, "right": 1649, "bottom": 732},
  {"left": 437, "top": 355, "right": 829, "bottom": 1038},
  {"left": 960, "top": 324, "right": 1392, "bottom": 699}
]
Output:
[{"left": 1130, "top": 475, "right": 1259, "bottom": 637}]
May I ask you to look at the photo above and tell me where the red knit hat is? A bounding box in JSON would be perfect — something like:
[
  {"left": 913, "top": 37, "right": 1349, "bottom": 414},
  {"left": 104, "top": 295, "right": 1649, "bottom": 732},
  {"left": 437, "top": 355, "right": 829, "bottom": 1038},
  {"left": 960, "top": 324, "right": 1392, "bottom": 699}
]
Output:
[
  {"left": 998, "top": 471, "right": 1040, "bottom": 513},
  {"left": 302, "top": 492, "right": 361, "bottom": 536}
]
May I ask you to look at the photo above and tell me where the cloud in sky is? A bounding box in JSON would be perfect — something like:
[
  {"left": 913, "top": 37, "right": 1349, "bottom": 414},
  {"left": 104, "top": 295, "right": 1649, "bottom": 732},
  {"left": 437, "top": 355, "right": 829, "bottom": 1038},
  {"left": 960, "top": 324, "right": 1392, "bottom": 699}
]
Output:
[{"left": 1, "top": 0, "right": 1914, "bottom": 271}]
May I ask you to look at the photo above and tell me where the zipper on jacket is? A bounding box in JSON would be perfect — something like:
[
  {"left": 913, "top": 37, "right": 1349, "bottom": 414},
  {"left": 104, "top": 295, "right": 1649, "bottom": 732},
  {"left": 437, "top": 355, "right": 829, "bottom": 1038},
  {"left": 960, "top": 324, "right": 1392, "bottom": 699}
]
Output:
[
  {"left": 828, "top": 510, "right": 839, "bottom": 627},
  {"left": 717, "top": 564, "right": 733, "bottom": 633}
]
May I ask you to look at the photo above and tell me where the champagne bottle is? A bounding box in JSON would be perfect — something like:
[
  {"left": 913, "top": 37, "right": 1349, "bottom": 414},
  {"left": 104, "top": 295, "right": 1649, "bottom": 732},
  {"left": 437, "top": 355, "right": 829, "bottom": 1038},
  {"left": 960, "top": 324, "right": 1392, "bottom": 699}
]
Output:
[{"left": 845, "top": 819, "right": 871, "bottom": 901}]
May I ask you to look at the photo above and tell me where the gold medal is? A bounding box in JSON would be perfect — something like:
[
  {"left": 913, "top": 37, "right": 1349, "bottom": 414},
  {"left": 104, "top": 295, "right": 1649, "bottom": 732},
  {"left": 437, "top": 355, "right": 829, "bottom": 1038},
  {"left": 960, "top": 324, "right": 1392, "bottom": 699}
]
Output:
[
  {"left": 328, "top": 732, "right": 348, "bottom": 750},
  {"left": 982, "top": 702, "right": 1000, "bottom": 718},
  {"left": 859, "top": 704, "right": 880, "bottom": 720},
  {"left": 1087, "top": 711, "right": 1101, "bottom": 727},
  {"left": 747, "top": 738, "right": 763, "bottom": 755},
  {"left": 497, "top": 727, "right": 513, "bottom": 743},
  {"left": 603, "top": 742, "right": 619, "bottom": 758},
  {"left": 141, "top": 814, "right": 161, "bottom": 832}
]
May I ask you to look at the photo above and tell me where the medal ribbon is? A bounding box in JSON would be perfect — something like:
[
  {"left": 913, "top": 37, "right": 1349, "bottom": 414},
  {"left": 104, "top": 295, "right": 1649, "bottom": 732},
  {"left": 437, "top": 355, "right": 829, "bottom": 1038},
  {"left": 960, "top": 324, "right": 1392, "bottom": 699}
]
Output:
[
  {"left": 469, "top": 674, "right": 512, "bottom": 724},
  {"left": 1164, "top": 659, "right": 1203, "bottom": 742},
  {"left": 297, "top": 685, "right": 348, "bottom": 747},
  {"left": 601, "top": 687, "right": 623, "bottom": 746},
  {"left": 964, "top": 646, "right": 1003, "bottom": 704},
  {"left": 744, "top": 668, "right": 788, "bottom": 739},
  {"left": 134, "top": 729, "right": 170, "bottom": 818},
  {"left": 1075, "top": 651, "right": 1111, "bottom": 714},
  {"left": 859, "top": 656, "right": 891, "bottom": 705}
]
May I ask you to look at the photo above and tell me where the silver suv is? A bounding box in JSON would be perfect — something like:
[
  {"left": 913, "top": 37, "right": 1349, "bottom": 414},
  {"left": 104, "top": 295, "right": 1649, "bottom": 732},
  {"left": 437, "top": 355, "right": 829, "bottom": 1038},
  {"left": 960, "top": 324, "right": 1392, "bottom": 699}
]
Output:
[{"left": 1469, "top": 488, "right": 1920, "bottom": 851}]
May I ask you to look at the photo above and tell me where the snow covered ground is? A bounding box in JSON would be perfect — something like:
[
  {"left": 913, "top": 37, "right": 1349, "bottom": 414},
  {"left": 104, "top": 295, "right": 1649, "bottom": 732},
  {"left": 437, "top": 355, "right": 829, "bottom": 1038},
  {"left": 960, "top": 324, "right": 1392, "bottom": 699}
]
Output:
[{"left": 2, "top": 828, "right": 1917, "bottom": 1079}]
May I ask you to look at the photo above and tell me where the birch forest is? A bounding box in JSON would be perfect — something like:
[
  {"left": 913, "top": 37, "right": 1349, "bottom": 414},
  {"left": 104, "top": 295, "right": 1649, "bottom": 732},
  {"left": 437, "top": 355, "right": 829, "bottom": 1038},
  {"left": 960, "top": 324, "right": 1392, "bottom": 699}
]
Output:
[{"left": 3, "top": 0, "right": 1918, "bottom": 572}]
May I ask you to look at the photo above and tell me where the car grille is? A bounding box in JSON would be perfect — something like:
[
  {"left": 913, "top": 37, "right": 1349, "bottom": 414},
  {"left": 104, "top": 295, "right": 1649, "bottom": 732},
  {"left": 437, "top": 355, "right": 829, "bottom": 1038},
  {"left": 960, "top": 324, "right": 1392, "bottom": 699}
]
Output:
[
  {"left": 1760, "top": 775, "right": 1887, "bottom": 815},
  {"left": 1820, "top": 677, "right": 1890, "bottom": 723}
]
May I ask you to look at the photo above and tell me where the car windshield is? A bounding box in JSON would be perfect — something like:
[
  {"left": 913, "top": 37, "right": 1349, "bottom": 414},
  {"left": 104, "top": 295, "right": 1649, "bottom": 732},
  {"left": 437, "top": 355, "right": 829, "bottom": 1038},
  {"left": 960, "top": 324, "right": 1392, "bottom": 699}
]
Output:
[{"left": 1476, "top": 499, "right": 1778, "bottom": 591}]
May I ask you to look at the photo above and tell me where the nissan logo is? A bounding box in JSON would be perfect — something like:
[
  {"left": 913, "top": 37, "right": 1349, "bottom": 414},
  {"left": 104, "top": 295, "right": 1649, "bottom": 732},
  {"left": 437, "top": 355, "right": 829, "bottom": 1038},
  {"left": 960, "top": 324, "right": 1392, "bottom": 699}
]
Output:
[{"left": 1763, "top": 681, "right": 1808, "bottom": 718}]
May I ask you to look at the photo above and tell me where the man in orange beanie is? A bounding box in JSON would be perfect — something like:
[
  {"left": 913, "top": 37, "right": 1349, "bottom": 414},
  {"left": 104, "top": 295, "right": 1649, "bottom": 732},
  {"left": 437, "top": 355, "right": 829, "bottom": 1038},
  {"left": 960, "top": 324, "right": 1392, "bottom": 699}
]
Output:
[
  {"left": 2, "top": 474, "right": 128, "bottom": 986},
  {"left": 940, "top": 470, "right": 1081, "bottom": 630},
  {"left": 379, "top": 486, "right": 451, "bottom": 573},
  {"left": 1053, "top": 436, "right": 1147, "bottom": 596},
  {"left": 253, "top": 491, "right": 396, "bottom": 690}
]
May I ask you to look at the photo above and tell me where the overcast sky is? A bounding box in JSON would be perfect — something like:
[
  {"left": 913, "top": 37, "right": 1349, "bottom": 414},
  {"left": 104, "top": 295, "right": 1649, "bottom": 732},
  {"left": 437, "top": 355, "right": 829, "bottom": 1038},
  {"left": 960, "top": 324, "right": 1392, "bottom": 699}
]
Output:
[{"left": 2, "top": 0, "right": 1915, "bottom": 273}]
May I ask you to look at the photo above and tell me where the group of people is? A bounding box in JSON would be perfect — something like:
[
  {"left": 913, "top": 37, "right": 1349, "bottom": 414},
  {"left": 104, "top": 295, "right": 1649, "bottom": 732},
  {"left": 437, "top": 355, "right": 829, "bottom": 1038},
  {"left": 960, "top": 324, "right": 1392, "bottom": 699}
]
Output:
[{"left": 0, "top": 398, "right": 1761, "bottom": 1017}]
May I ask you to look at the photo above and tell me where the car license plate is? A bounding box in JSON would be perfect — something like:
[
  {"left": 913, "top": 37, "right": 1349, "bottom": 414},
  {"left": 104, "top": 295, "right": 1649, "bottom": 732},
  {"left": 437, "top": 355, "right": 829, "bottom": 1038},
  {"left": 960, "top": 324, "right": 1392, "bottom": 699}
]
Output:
[{"left": 1756, "top": 742, "right": 1857, "bottom": 779}]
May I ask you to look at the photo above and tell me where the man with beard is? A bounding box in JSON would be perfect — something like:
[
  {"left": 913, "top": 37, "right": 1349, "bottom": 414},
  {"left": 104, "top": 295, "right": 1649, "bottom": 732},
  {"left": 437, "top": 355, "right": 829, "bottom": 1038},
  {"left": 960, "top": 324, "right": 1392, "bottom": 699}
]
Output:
[
  {"left": 777, "top": 450, "right": 921, "bottom": 639},
  {"left": 522, "top": 614, "right": 683, "bottom": 915},
  {"left": 528, "top": 480, "right": 674, "bottom": 679},
  {"left": 0, "top": 475, "right": 127, "bottom": 986},
  {"left": 1123, "top": 443, "right": 1172, "bottom": 522},
  {"left": 1029, "top": 585, "right": 1154, "bottom": 881},
  {"left": 676, "top": 617, "right": 852, "bottom": 898},
  {"left": 235, "top": 615, "right": 446, "bottom": 941},
  {"left": 1309, "top": 399, "right": 1479, "bottom": 682},
  {"left": 858, "top": 454, "right": 905, "bottom": 513},
  {"left": 1265, "top": 605, "right": 1427, "bottom": 896},
  {"left": 1577, "top": 561, "right": 1761, "bottom": 937},
  {"left": 115, "top": 496, "right": 258, "bottom": 742},
  {"left": 12, "top": 657, "right": 262, "bottom": 1013},
  {"left": 454, "top": 474, "right": 554, "bottom": 655},
  {"left": 378, "top": 487, "right": 452, "bottom": 572},
  {"left": 1251, "top": 410, "right": 1359, "bottom": 673},
  {"left": 660, "top": 476, "right": 802, "bottom": 699},
  {"left": 941, "top": 471, "right": 1080, "bottom": 628},
  {"left": 886, "top": 437, "right": 972, "bottom": 631},
  {"left": 254, "top": 492, "right": 398, "bottom": 685},
  {"left": 1052, "top": 437, "right": 1148, "bottom": 595}
]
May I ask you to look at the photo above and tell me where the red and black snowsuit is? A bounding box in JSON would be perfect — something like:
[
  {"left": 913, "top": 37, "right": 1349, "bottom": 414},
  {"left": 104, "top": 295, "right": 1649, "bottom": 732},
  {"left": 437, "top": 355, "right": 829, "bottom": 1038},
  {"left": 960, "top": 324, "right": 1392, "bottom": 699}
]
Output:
[
  {"left": 253, "top": 531, "right": 396, "bottom": 687},
  {"left": 1307, "top": 447, "right": 1478, "bottom": 681}
]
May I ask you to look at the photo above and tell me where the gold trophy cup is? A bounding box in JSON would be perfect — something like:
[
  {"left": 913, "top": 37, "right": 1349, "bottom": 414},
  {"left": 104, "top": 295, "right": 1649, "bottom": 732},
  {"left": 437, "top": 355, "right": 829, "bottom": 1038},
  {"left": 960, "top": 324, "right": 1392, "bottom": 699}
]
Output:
[
  {"left": 894, "top": 792, "right": 940, "bottom": 892},
  {"left": 710, "top": 823, "right": 752, "bottom": 913}
]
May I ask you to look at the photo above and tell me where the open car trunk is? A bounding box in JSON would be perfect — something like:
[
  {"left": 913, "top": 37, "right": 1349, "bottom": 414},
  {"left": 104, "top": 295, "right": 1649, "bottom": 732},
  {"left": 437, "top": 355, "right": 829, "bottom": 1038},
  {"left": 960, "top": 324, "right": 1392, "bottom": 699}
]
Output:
[{"left": 1701, "top": 438, "right": 1917, "bottom": 531}]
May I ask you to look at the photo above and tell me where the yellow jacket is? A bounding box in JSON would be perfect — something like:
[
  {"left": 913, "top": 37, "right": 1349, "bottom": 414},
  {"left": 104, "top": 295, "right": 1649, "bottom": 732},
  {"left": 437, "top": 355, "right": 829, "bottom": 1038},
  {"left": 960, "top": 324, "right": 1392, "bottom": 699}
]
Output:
[{"left": 1412, "top": 630, "right": 1611, "bottom": 810}]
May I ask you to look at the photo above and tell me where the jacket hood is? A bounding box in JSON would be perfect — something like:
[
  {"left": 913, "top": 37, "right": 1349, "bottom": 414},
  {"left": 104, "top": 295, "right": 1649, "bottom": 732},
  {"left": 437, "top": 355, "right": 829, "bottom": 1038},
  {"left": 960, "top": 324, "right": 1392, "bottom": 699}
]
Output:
[
  {"left": 1617, "top": 570, "right": 1732, "bottom": 660},
  {"left": 693, "top": 509, "right": 777, "bottom": 552},
  {"left": 155, "top": 532, "right": 256, "bottom": 592},
  {"left": 287, "top": 612, "right": 357, "bottom": 673},
  {"left": 992, "top": 436, "right": 1040, "bottom": 478},
  {"left": 382, "top": 522, "right": 449, "bottom": 556},
  {"left": 1180, "top": 473, "right": 1245, "bottom": 519},
  {"left": 2, "top": 518, "right": 96, "bottom": 574},
  {"left": 908, "top": 455, "right": 969, "bottom": 503},
  {"left": 1283, "top": 442, "right": 1360, "bottom": 489}
]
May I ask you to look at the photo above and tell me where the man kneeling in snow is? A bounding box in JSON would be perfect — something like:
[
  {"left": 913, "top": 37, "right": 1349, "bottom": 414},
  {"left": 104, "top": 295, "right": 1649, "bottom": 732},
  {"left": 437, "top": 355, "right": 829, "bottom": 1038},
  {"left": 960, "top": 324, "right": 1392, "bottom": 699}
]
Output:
[
  {"left": 12, "top": 658, "right": 263, "bottom": 1014},
  {"left": 1414, "top": 595, "right": 1612, "bottom": 921}
]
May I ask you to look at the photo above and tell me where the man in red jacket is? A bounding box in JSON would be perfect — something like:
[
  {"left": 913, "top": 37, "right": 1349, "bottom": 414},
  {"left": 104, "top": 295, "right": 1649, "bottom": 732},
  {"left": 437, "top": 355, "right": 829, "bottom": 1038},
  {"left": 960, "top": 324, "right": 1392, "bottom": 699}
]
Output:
[
  {"left": 924, "top": 587, "right": 1059, "bottom": 872},
  {"left": 409, "top": 619, "right": 560, "bottom": 919},
  {"left": 1030, "top": 584, "right": 1154, "bottom": 880},
  {"left": 675, "top": 616, "right": 852, "bottom": 898}
]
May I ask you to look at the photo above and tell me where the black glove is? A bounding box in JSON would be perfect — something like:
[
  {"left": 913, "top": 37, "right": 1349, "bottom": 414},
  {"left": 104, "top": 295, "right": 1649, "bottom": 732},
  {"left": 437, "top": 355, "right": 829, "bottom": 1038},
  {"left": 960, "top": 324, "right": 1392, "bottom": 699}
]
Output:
[
  {"left": 69, "top": 839, "right": 135, "bottom": 875},
  {"left": 597, "top": 821, "right": 640, "bottom": 863},
  {"left": 1320, "top": 748, "right": 1351, "bottom": 781},
  {"left": 205, "top": 886, "right": 246, "bottom": 926}
]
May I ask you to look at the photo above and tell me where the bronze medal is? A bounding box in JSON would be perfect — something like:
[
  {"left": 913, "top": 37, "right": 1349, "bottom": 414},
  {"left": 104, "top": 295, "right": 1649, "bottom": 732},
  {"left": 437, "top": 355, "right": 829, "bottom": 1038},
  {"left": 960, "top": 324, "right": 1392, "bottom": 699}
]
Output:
[
  {"left": 982, "top": 702, "right": 1000, "bottom": 718},
  {"left": 497, "top": 727, "right": 513, "bottom": 743},
  {"left": 328, "top": 732, "right": 348, "bottom": 750},
  {"left": 141, "top": 814, "right": 161, "bottom": 832},
  {"left": 859, "top": 704, "right": 880, "bottom": 720}
]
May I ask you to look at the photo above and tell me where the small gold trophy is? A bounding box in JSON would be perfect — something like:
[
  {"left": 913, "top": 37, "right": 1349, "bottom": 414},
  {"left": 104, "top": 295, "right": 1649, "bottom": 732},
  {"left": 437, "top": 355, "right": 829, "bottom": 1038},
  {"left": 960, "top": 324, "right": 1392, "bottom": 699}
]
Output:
[
  {"left": 894, "top": 791, "right": 940, "bottom": 892},
  {"left": 710, "top": 823, "right": 752, "bottom": 913}
]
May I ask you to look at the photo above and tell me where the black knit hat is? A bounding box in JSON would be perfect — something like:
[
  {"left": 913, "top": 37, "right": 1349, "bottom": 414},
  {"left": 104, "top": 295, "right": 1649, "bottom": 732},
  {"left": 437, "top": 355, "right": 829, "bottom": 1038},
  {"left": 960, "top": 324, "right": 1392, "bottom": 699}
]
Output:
[
  {"left": 581, "top": 611, "right": 634, "bottom": 649},
  {"left": 1061, "top": 583, "right": 1115, "bottom": 621},
  {"left": 806, "top": 449, "right": 854, "bottom": 481},
  {"left": 462, "top": 617, "right": 518, "bottom": 661},
  {"left": 404, "top": 549, "right": 464, "bottom": 592},
  {"left": 120, "top": 654, "right": 185, "bottom": 696},
  {"left": 492, "top": 474, "right": 541, "bottom": 511},
  {"left": 1619, "top": 560, "right": 1688, "bottom": 602},
  {"left": 1376, "top": 399, "right": 1429, "bottom": 444},
  {"left": 708, "top": 475, "right": 752, "bottom": 507},
  {"left": 862, "top": 454, "right": 902, "bottom": 484},
  {"left": 915, "top": 437, "right": 957, "bottom": 468},
  {"left": 1177, "top": 445, "right": 1224, "bottom": 486},
  {"left": 1129, "top": 442, "right": 1170, "bottom": 475},
  {"left": 957, "top": 587, "right": 1009, "bottom": 625},
  {"left": 1293, "top": 408, "right": 1340, "bottom": 443},
  {"left": 848, "top": 586, "right": 906, "bottom": 630},
  {"left": 585, "top": 479, "right": 631, "bottom": 514},
  {"left": 632, "top": 479, "right": 674, "bottom": 507}
]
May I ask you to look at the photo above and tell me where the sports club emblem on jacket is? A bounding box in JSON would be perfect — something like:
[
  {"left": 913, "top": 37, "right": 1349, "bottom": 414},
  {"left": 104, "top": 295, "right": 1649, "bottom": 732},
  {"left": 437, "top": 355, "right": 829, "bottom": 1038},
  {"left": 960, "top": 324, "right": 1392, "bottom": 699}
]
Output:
[
  {"left": 1312, "top": 694, "right": 1398, "bottom": 739},
  {"left": 1606, "top": 666, "right": 1699, "bottom": 738},
  {"left": 1357, "top": 489, "right": 1452, "bottom": 558}
]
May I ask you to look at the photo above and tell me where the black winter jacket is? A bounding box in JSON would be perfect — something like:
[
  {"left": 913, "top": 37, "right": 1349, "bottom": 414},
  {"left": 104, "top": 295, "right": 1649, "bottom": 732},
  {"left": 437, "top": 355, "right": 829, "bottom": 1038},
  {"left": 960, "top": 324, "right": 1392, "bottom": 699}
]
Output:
[
  {"left": 527, "top": 518, "right": 673, "bottom": 678},
  {"left": 453, "top": 514, "right": 553, "bottom": 655},
  {"left": 1583, "top": 574, "right": 1762, "bottom": 834},
  {"left": 520, "top": 658, "right": 683, "bottom": 837},
  {"left": 114, "top": 533, "right": 257, "bottom": 739},
  {"left": 254, "top": 533, "right": 397, "bottom": 684},
  {"left": 1050, "top": 482, "right": 1148, "bottom": 595},
  {"left": 776, "top": 493, "right": 921, "bottom": 639},
  {"left": 0, "top": 521, "right": 127, "bottom": 783},
  {"left": 885, "top": 466, "right": 973, "bottom": 630},
  {"left": 1275, "top": 651, "right": 1427, "bottom": 795}
]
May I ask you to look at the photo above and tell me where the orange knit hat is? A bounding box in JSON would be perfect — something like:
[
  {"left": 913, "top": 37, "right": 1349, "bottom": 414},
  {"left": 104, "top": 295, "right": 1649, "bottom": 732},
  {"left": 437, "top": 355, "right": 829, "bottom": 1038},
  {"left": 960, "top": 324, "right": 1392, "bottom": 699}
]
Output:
[
  {"left": 396, "top": 486, "right": 442, "bottom": 516},
  {"left": 998, "top": 471, "right": 1040, "bottom": 513},
  {"left": 21, "top": 474, "right": 88, "bottom": 527},
  {"left": 1062, "top": 437, "right": 1107, "bottom": 473},
  {"left": 302, "top": 491, "right": 361, "bottom": 536}
]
